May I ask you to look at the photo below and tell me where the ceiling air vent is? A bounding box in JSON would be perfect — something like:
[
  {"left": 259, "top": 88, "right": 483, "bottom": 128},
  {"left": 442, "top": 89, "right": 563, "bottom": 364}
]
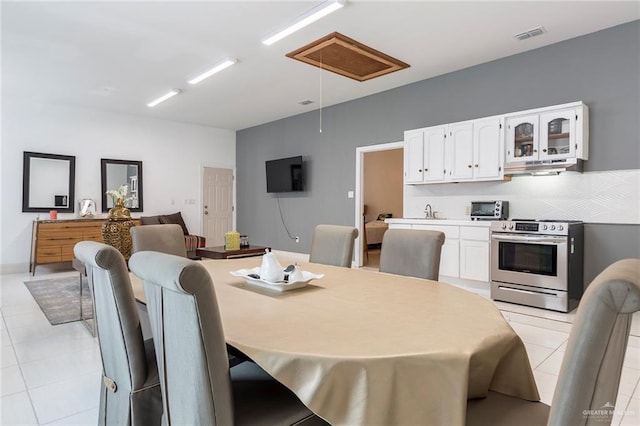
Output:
[
  {"left": 514, "top": 26, "right": 546, "bottom": 41},
  {"left": 299, "top": 100, "right": 314, "bottom": 106}
]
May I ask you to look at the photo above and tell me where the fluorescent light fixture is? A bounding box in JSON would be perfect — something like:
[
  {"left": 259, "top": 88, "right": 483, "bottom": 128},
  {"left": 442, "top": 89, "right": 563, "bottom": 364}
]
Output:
[
  {"left": 262, "top": 0, "right": 345, "bottom": 46},
  {"left": 146, "top": 89, "right": 180, "bottom": 107},
  {"left": 188, "top": 57, "right": 238, "bottom": 85}
]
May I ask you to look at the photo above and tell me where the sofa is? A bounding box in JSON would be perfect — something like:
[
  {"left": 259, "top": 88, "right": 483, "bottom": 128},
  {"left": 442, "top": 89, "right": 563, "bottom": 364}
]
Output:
[{"left": 139, "top": 212, "right": 206, "bottom": 259}]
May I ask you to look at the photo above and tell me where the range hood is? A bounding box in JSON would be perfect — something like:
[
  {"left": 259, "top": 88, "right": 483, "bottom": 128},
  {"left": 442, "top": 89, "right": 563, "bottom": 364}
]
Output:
[{"left": 504, "top": 158, "right": 583, "bottom": 175}]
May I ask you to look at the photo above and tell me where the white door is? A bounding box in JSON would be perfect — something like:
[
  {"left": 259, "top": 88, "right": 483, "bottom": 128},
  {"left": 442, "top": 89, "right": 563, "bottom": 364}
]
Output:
[{"left": 203, "top": 167, "right": 233, "bottom": 247}]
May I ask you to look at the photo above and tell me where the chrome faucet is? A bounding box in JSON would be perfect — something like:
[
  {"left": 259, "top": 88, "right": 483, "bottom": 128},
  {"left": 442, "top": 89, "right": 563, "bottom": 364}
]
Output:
[{"left": 424, "top": 204, "right": 433, "bottom": 219}]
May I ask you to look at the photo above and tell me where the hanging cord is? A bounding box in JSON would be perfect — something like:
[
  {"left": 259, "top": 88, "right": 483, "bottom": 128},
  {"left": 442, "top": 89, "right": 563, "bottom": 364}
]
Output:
[
  {"left": 319, "top": 52, "right": 323, "bottom": 133},
  {"left": 276, "top": 193, "right": 297, "bottom": 240}
]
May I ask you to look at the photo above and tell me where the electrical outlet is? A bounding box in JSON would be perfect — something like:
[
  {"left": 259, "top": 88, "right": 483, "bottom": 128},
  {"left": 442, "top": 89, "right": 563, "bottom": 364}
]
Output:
[{"left": 295, "top": 236, "right": 300, "bottom": 243}]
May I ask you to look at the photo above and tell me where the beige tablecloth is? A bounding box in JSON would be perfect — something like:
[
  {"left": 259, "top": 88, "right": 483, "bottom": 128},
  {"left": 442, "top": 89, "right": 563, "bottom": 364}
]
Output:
[{"left": 132, "top": 257, "right": 539, "bottom": 426}]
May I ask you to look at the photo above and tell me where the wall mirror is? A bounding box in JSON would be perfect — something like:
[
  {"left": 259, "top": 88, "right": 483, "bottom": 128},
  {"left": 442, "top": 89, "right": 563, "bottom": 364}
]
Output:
[
  {"left": 101, "top": 159, "right": 143, "bottom": 212},
  {"left": 22, "top": 151, "right": 76, "bottom": 213}
]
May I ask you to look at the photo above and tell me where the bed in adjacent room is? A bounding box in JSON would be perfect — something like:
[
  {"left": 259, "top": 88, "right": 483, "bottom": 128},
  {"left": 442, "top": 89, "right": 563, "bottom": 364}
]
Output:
[{"left": 365, "top": 213, "right": 391, "bottom": 246}]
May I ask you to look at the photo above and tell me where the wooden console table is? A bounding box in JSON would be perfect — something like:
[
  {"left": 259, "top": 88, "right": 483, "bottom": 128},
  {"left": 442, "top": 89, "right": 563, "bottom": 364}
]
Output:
[
  {"left": 196, "top": 245, "right": 270, "bottom": 260},
  {"left": 30, "top": 218, "right": 140, "bottom": 275}
]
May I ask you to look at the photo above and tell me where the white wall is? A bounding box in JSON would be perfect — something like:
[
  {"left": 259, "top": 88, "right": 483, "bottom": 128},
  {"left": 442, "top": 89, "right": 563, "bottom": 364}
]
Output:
[{"left": 1, "top": 98, "right": 235, "bottom": 272}]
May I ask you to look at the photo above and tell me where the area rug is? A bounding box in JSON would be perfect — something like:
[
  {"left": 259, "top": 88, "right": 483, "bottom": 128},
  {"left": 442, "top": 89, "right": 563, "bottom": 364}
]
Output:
[{"left": 24, "top": 276, "right": 93, "bottom": 326}]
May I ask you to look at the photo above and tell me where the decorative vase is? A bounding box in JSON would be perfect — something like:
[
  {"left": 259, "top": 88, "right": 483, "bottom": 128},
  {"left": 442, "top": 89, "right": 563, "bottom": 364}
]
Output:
[{"left": 101, "top": 198, "right": 135, "bottom": 261}]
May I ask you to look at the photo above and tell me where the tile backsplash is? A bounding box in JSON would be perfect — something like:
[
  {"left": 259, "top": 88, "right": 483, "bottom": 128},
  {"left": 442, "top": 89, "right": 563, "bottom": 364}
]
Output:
[{"left": 404, "top": 169, "right": 639, "bottom": 224}]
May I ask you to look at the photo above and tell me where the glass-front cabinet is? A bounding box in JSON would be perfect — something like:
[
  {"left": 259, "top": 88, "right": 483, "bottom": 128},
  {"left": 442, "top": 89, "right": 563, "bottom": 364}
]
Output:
[
  {"left": 540, "top": 109, "right": 576, "bottom": 160},
  {"left": 505, "top": 114, "right": 539, "bottom": 163},
  {"left": 505, "top": 103, "right": 587, "bottom": 165}
]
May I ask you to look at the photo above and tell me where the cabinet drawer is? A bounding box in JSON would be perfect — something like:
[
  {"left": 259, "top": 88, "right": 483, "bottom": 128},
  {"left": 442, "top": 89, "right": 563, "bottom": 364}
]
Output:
[
  {"left": 36, "top": 246, "right": 62, "bottom": 262},
  {"left": 412, "top": 224, "right": 459, "bottom": 239},
  {"left": 460, "top": 226, "right": 489, "bottom": 241},
  {"left": 388, "top": 224, "right": 412, "bottom": 230},
  {"left": 61, "top": 244, "right": 76, "bottom": 261}
]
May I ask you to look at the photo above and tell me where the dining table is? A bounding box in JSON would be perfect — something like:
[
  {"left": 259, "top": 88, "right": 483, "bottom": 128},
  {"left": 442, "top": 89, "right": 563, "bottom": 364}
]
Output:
[{"left": 130, "top": 256, "right": 540, "bottom": 426}]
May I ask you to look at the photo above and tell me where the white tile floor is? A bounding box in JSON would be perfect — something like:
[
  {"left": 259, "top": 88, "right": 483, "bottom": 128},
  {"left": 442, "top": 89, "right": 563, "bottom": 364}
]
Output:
[{"left": 1, "top": 266, "right": 639, "bottom": 425}]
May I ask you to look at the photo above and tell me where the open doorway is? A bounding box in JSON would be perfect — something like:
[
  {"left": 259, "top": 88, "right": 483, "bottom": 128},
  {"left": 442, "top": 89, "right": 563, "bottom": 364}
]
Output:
[{"left": 354, "top": 141, "right": 404, "bottom": 267}]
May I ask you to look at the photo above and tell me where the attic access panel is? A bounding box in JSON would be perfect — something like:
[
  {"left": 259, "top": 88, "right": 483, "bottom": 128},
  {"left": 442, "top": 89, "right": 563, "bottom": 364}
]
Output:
[{"left": 286, "top": 32, "right": 409, "bottom": 82}]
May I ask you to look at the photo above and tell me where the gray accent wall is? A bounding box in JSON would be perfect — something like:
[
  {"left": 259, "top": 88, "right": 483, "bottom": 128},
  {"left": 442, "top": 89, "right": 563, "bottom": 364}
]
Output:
[{"left": 237, "top": 21, "right": 639, "bottom": 284}]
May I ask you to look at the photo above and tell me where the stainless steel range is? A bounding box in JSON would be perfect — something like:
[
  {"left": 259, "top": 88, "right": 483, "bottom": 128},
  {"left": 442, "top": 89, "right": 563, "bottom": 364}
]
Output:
[{"left": 490, "top": 219, "right": 584, "bottom": 312}]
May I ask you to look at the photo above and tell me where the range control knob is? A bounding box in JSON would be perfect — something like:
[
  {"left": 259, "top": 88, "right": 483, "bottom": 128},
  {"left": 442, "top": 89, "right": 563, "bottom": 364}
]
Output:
[
  {"left": 541, "top": 225, "right": 548, "bottom": 230},
  {"left": 558, "top": 225, "right": 564, "bottom": 231},
  {"left": 508, "top": 224, "right": 514, "bottom": 230},
  {"left": 550, "top": 225, "right": 556, "bottom": 230},
  {"left": 501, "top": 223, "right": 507, "bottom": 230}
]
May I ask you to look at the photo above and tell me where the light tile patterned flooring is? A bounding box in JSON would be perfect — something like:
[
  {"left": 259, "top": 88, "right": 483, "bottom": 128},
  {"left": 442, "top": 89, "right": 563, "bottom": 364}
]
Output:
[{"left": 2, "top": 264, "right": 640, "bottom": 425}]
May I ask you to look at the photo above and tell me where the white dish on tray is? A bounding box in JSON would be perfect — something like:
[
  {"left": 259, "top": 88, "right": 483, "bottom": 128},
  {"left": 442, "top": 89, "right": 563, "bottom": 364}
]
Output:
[{"left": 230, "top": 267, "right": 324, "bottom": 292}]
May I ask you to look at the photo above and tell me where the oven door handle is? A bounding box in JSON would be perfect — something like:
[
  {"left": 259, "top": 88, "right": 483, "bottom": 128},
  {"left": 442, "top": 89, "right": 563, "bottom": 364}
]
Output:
[{"left": 491, "top": 234, "right": 566, "bottom": 244}]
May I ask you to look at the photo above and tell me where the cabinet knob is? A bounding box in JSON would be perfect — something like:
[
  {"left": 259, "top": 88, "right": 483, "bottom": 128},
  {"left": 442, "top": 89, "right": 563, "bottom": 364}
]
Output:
[
  {"left": 418, "top": 169, "right": 422, "bottom": 172},
  {"left": 425, "top": 168, "right": 429, "bottom": 172},
  {"left": 475, "top": 164, "right": 479, "bottom": 168},
  {"left": 542, "top": 149, "right": 547, "bottom": 153},
  {"left": 507, "top": 150, "right": 511, "bottom": 155},
  {"left": 468, "top": 164, "right": 472, "bottom": 168},
  {"left": 533, "top": 149, "right": 538, "bottom": 153}
]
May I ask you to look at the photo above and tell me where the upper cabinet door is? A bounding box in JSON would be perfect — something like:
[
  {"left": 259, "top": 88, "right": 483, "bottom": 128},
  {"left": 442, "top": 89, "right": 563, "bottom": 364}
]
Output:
[
  {"left": 539, "top": 108, "right": 576, "bottom": 160},
  {"left": 404, "top": 129, "right": 425, "bottom": 183},
  {"left": 448, "top": 122, "right": 474, "bottom": 181},
  {"left": 423, "top": 125, "right": 447, "bottom": 182},
  {"left": 506, "top": 114, "right": 539, "bottom": 163},
  {"left": 474, "top": 117, "right": 504, "bottom": 180}
]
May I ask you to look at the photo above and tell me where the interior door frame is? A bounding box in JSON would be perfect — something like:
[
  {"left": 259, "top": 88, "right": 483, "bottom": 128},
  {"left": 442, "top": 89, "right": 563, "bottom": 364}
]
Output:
[
  {"left": 354, "top": 141, "right": 404, "bottom": 267},
  {"left": 201, "top": 164, "right": 236, "bottom": 236}
]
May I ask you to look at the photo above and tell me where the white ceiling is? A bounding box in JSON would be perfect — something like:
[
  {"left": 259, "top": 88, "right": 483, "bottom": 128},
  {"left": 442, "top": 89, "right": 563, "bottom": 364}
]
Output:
[{"left": 2, "top": 1, "right": 638, "bottom": 131}]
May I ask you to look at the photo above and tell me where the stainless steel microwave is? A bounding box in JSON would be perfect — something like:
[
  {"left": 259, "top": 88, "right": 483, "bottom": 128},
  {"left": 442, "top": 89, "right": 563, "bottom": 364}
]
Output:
[{"left": 470, "top": 201, "right": 509, "bottom": 220}]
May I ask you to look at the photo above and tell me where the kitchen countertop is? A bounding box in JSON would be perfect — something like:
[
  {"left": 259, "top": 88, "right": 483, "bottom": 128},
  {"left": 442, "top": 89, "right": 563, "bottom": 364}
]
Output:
[{"left": 386, "top": 218, "right": 493, "bottom": 227}]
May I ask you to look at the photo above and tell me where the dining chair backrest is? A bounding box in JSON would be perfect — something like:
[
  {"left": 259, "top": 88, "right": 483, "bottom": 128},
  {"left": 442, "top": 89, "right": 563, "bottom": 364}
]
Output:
[
  {"left": 548, "top": 258, "right": 640, "bottom": 425},
  {"left": 129, "top": 251, "right": 233, "bottom": 425},
  {"left": 309, "top": 224, "right": 359, "bottom": 268},
  {"left": 130, "top": 224, "right": 187, "bottom": 258},
  {"left": 73, "top": 241, "right": 162, "bottom": 426},
  {"left": 379, "top": 229, "right": 445, "bottom": 280},
  {"left": 466, "top": 258, "right": 640, "bottom": 426}
]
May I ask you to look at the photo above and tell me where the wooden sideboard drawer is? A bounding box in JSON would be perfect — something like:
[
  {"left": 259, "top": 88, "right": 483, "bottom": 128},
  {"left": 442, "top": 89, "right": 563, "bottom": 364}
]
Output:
[{"left": 36, "top": 246, "right": 62, "bottom": 263}]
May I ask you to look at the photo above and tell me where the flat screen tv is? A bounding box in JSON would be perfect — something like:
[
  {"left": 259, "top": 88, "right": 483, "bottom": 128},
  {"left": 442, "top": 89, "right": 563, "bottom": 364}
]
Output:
[{"left": 266, "top": 156, "right": 304, "bottom": 193}]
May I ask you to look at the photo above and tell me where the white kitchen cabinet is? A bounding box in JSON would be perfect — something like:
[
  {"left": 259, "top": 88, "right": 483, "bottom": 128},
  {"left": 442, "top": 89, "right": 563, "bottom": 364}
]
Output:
[
  {"left": 505, "top": 103, "right": 588, "bottom": 165},
  {"left": 405, "top": 129, "right": 425, "bottom": 183},
  {"left": 473, "top": 117, "right": 504, "bottom": 180},
  {"left": 447, "top": 122, "right": 474, "bottom": 181},
  {"left": 448, "top": 117, "right": 504, "bottom": 182},
  {"left": 413, "top": 223, "right": 459, "bottom": 278},
  {"left": 403, "top": 126, "right": 446, "bottom": 183},
  {"left": 505, "top": 114, "right": 539, "bottom": 163},
  {"left": 459, "top": 226, "right": 490, "bottom": 282},
  {"left": 387, "top": 220, "right": 491, "bottom": 282}
]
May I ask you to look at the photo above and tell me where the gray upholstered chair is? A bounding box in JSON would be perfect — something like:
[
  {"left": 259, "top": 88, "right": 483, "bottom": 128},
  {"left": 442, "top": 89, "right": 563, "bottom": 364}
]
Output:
[
  {"left": 73, "top": 241, "right": 162, "bottom": 426},
  {"left": 378, "top": 228, "right": 445, "bottom": 280},
  {"left": 129, "top": 251, "right": 326, "bottom": 426},
  {"left": 466, "top": 258, "right": 640, "bottom": 426},
  {"left": 309, "top": 224, "right": 359, "bottom": 268},
  {"left": 130, "top": 224, "right": 187, "bottom": 258}
]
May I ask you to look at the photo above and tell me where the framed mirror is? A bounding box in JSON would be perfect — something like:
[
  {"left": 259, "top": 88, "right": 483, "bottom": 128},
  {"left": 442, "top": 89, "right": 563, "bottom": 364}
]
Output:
[
  {"left": 101, "top": 159, "right": 143, "bottom": 212},
  {"left": 22, "top": 151, "right": 76, "bottom": 213}
]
